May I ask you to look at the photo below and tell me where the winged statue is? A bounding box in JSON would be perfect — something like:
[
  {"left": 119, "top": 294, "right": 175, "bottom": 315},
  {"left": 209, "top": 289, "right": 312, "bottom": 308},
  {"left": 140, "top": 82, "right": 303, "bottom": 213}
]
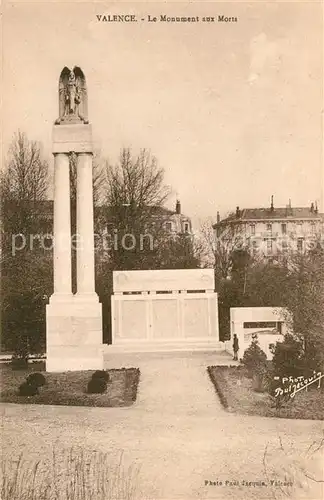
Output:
[{"left": 55, "top": 66, "right": 89, "bottom": 124}]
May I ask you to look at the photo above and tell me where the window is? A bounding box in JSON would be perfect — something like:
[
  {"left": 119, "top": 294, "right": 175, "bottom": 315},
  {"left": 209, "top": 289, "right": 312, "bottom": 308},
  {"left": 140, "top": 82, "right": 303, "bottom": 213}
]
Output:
[
  {"left": 165, "top": 222, "right": 172, "bottom": 232},
  {"left": 297, "top": 238, "right": 304, "bottom": 252},
  {"left": 243, "top": 321, "right": 277, "bottom": 329},
  {"left": 266, "top": 223, "right": 272, "bottom": 233},
  {"left": 267, "top": 239, "right": 273, "bottom": 254},
  {"left": 282, "top": 240, "right": 288, "bottom": 252},
  {"left": 281, "top": 223, "right": 287, "bottom": 234},
  {"left": 184, "top": 222, "right": 190, "bottom": 233},
  {"left": 311, "top": 222, "right": 316, "bottom": 234},
  {"left": 250, "top": 224, "right": 255, "bottom": 236}
]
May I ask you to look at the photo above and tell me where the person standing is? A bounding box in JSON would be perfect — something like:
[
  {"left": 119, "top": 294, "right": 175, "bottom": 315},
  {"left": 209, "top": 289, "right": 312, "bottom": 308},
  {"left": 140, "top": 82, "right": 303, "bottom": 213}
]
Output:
[{"left": 233, "top": 334, "right": 239, "bottom": 361}]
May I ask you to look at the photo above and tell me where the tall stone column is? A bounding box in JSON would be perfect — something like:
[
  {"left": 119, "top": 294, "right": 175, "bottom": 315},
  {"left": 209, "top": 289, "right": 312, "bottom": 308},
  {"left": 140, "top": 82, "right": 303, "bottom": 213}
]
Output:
[
  {"left": 53, "top": 153, "right": 72, "bottom": 297},
  {"left": 76, "top": 153, "right": 97, "bottom": 299},
  {"left": 46, "top": 65, "right": 103, "bottom": 372}
]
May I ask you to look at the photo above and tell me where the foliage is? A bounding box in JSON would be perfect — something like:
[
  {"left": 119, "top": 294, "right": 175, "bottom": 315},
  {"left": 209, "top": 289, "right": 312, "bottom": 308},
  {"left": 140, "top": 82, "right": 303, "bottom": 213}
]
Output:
[
  {"left": 242, "top": 261, "right": 291, "bottom": 307},
  {"left": 283, "top": 252, "right": 324, "bottom": 372},
  {"left": 208, "top": 365, "right": 324, "bottom": 419},
  {"left": 158, "top": 233, "right": 201, "bottom": 269},
  {"left": 87, "top": 377, "right": 108, "bottom": 394},
  {"left": 2, "top": 253, "right": 51, "bottom": 354},
  {"left": 26, "top": 372, "right": 46, "bottom": 387},
  {"left": 270, "top": 334, "right": 304, "bottom": 378},
  {"left": 1, "top": 363, "right": 140, "bottom": 407},
  {"left": 251, "top": 363, "right": 271, "bottom": 393},
  {"left": 18, "top": 381, "right": 39, "bottom": 396},
  {"left": 92, "top": 370, "right": 110, "bottom": 383},
  {"left": 242, "top": 336, "right": 267, "bottom": 378},
  {"left": 1, "top": 131, "right": 51, "bottom": 356},
  {"left": 267, "top": 375, "right": 293, "bottom": 411}
]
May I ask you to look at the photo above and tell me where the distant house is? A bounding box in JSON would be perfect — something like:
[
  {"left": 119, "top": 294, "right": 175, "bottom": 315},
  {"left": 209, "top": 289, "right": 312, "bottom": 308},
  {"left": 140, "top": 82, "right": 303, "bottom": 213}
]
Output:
[
  {"left": 95, "top": 199, "right": 192, "bottom": 237},
  {"left": 213, "top": 198, "right": 324, "bottom": 259}
]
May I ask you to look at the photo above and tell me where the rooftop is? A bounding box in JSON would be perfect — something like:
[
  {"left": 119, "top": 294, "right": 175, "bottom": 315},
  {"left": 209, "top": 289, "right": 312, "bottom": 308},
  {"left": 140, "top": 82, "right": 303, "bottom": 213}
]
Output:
[{"left": 213, "top": 205, "right": 324, "bottom": 227}]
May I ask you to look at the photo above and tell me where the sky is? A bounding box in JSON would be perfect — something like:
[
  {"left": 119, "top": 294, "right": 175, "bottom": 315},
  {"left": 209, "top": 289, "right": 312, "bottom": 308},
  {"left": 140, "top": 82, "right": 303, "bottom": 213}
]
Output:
[{"left": 2, "top": 1, "right": 323, "bottom": 220}]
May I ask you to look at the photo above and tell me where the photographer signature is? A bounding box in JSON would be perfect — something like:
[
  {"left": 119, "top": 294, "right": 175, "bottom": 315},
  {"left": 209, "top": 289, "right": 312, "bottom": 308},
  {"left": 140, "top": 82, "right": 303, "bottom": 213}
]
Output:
[{"left": 273, "top": 371, "right": 323, "bottom": 399}]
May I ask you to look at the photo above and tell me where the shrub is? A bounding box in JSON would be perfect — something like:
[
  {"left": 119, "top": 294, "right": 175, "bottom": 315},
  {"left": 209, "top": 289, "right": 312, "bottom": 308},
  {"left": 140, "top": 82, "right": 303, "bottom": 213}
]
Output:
[
  {"left": 26, "top": 372, "right": 46, "bottom": 388},
  {"left": 18, "top": 382, "right": 39, "bottom": 396},
  {"left": 242, "top": 336, "right": 267, "bottom": 378},
  {"left": 251, "top": 363, "right": 272, "bottom": 393},
  {"left": 87, "top": 377, "right": 107, "bottom": 394},
  {"left": 267, "top": 376, "right": 293, "bottom": 411},
  {"left": 270, "top": 334, "right": 304, "bottom": 378},
  {"left": 92, "top": 370, "right": 110, "bottom": 383}
]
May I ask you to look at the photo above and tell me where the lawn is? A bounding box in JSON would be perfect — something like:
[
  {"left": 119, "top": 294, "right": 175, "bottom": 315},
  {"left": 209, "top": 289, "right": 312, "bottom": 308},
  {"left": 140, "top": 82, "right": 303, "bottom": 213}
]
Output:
[
  {"left": 0, "top": 362, "right": 140, "bottom": 407},
  {"left": 208, "top": 365, "right": 324, "bottom": 420}
]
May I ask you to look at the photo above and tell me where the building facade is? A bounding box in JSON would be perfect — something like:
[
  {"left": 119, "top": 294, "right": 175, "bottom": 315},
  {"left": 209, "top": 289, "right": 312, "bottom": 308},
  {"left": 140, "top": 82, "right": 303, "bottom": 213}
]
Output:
[{"left": 213, "top": 199, "right": 324, "bottom": 259}]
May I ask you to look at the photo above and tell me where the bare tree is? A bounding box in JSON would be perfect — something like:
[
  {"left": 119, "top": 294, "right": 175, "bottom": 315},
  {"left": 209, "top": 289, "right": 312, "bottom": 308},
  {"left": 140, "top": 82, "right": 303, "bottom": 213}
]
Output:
[
  {"left": 1, "top": 131, "right": 49, "bottom": 238},
  {"left": 104, "top": 148, "right": 171, "bottom": 225},
  {"left": 99, "top": 148, "right": 172, "bottom": 270},
  {"left": 199, "top": 218, "right": 249, "bottom": 279}
]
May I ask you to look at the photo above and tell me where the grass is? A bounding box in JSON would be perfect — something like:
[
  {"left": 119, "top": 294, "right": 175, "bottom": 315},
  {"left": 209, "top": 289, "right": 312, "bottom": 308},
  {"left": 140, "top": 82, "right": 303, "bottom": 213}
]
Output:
[
  {"left": 0, "top": 362, "right": 140, "bottom": 407},
  {"left": 208, "top": 365, "right": 324, "bottom": 420},
  {"left": 1, "top": 446, "right": 142, "bottom": 500}
]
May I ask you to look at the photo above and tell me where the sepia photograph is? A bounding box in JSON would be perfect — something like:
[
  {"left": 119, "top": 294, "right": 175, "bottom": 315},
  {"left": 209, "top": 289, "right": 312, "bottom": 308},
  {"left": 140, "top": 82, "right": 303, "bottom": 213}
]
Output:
[{"left": 1, "top": 1, "right": 323, "bottom": 499}]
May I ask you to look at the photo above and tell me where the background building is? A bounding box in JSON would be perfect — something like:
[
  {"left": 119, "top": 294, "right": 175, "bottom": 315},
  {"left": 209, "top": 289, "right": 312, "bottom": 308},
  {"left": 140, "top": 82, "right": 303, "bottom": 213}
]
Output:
[
  {"left": 213, "top": 197, "right": 324, "bottom": 259},
  {"left": 20, "top": 199, "right": 193, "bottom": 237}
]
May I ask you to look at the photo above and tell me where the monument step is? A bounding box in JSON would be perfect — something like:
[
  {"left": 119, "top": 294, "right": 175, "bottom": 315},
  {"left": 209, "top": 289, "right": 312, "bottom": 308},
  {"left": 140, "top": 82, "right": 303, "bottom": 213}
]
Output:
[{"left": 104, "top": 340, "right": 225, "bottom": 353}]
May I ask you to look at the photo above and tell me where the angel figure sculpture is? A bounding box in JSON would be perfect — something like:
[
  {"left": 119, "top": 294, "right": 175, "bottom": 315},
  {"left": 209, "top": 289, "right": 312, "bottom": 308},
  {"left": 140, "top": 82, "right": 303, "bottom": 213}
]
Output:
[{"left": 55, "top": 66, "right": 89, "bottom": 124}]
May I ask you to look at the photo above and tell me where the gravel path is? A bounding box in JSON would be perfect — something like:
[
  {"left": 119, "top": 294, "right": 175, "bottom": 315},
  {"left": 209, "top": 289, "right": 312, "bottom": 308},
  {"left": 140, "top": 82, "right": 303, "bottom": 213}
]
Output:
[{"left": 1, "top": 352, "right": 323, "bottom": 500}]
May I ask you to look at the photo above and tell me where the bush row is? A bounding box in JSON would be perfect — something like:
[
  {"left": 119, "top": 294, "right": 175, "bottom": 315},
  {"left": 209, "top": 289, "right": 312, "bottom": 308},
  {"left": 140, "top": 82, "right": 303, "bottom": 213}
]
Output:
[{"left": 17, "top": 369, "right": 111, "bottom": 397}]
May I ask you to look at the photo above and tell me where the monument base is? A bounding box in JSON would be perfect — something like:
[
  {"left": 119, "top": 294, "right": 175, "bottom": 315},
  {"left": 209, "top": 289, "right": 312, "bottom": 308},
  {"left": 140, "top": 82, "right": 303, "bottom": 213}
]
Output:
[
  {"left": 46, "top": 294, "right": 103, "bottom": 372},
  {"left": 52, "top": 123, "right": 93, "bottom": 154}
]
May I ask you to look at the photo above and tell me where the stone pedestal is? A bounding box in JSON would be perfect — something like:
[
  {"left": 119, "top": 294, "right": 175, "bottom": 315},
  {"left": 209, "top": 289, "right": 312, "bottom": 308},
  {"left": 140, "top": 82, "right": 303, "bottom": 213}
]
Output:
[
  {"left": 46, "top": 297, "right": 103, "bottom": 372},
  {"left": 52, "top": 123, "right": 93, "bottom": 154}
]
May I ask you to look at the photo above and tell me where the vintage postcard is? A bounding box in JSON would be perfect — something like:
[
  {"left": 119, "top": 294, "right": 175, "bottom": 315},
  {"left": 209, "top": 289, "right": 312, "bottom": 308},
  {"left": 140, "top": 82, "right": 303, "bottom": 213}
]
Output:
[{"left": 1, "top": 1, "right": 323, "bottom": 499}]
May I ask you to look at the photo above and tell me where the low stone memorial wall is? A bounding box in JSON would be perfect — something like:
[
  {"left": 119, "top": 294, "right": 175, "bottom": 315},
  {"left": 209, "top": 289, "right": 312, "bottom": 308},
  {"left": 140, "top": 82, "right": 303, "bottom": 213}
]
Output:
[{"left": 110, "top": 269, "right": 220, "bottom": 351}]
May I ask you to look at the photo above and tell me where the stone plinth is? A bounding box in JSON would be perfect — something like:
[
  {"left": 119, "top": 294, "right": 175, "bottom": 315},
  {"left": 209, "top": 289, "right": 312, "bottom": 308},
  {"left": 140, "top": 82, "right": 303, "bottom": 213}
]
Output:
[
  {"left": 46, "top": 296, "right": 103, "bottom": 372},
  {"left": 52, "top": 124, "right": 93, "bottom": 154}
]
